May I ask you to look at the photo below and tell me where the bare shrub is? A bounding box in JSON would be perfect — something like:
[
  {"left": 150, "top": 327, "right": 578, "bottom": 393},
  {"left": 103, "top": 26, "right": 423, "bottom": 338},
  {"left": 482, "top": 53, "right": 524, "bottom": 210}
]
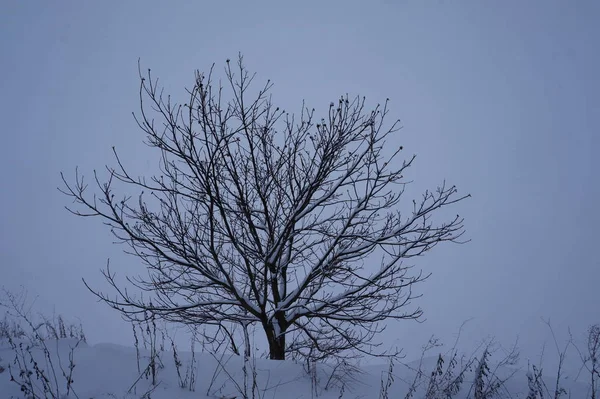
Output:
[{"left": 1, "top": 287, "right": 85, "bottom": 399}]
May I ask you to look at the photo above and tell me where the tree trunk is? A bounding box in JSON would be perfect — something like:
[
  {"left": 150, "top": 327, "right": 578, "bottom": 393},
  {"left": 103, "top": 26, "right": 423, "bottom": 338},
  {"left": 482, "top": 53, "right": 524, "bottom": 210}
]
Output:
[{"left": 266, "top": 323, "right": 286, "bottom": 360}]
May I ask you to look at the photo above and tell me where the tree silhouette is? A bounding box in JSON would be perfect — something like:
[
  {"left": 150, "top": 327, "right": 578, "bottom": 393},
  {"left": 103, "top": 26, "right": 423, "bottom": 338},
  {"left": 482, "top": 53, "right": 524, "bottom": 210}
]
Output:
[{"left": 60, "top": 55, "right": 469, "bottom": 360}]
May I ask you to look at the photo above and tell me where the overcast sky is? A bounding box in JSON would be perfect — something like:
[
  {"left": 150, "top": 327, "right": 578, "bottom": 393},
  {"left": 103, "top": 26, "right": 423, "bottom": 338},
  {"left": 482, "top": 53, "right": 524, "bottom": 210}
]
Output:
[{"left": 1, "top": 1, "right": 598, "bottom": 370}]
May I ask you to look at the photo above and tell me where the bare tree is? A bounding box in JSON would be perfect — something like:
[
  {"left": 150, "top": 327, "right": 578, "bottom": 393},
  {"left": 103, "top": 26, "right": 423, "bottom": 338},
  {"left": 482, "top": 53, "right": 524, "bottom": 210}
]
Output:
[{"left": 60, "top": 55, "right": 469, "bottom": 360}]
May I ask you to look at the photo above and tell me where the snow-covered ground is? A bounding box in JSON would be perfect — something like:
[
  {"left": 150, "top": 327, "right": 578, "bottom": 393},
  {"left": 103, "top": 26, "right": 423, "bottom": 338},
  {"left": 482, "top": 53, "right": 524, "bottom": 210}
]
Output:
[{"left": 0, "top": 335, "right": 594, "bottom": 399}]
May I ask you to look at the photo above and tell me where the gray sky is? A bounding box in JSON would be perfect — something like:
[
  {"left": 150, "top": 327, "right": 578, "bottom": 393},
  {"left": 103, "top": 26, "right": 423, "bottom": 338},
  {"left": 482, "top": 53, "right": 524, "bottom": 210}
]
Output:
[{"left": 1, "top": 1, "right": 598, "bottom": 369}]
